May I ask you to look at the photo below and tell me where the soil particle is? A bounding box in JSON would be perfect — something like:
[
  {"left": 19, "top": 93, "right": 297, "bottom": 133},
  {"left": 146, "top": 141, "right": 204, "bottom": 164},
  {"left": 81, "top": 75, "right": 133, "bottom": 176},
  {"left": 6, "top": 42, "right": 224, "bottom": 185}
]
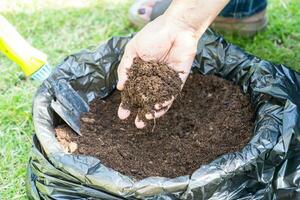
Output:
[{"left": 56, "top": 73, "right": 254, "bottom": 179}]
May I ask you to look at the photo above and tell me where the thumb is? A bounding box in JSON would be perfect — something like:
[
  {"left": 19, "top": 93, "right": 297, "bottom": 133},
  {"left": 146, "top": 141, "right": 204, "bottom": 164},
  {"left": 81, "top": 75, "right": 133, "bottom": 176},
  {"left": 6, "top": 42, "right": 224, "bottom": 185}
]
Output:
[{"left": 117, "top": 46, "right": 135, "bottom": 91}]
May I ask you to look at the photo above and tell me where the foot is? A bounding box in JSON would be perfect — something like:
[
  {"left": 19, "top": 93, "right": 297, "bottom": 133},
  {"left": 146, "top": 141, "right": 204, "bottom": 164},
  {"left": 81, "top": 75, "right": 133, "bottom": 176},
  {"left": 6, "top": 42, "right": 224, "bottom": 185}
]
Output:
[{"left": 128, "top": 0, "right": 171, "bottom": 27}]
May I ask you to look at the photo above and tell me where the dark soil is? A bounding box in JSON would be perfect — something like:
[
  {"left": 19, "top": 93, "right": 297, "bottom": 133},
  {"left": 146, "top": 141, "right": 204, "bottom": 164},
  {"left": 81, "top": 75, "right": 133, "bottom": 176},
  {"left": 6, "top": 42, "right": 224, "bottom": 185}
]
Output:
[
  {"left": 121, "top": 58, "right": 182, "bottom": 121},
  {"left": 56, "top": 73, "right": 254, "bottom": 179}
]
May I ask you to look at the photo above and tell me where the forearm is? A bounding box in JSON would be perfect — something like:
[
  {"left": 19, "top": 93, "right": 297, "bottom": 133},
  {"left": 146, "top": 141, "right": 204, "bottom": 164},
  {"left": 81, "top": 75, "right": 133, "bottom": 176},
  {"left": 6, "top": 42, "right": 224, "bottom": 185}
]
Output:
[{"left": 164, "top": 0, "right": 229, "bottom": 36}]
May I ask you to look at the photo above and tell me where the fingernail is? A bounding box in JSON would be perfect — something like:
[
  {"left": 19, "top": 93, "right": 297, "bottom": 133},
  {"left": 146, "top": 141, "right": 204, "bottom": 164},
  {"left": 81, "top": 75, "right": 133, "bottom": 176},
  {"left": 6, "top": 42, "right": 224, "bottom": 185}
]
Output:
[{"left": 138, "top": 8, "right": 146, "bottom": 15}]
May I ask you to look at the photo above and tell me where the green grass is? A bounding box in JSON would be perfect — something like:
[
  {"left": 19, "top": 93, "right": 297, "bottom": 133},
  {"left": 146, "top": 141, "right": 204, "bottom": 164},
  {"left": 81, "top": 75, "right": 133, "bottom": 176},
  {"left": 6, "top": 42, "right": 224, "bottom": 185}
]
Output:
[
  {"left": 0, "top": 0, "right": 299, "bottom": 199},
  {"left": 0, "top": 1, "right": 134, "bottom": 199},
  {"left": 223, "top": 0, "right": 300, "bottom": 69}
]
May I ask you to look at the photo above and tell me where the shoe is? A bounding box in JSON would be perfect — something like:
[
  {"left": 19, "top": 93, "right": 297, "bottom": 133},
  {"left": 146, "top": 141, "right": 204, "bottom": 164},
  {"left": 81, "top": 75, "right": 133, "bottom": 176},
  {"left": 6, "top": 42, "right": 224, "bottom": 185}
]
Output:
[{"left": 211, "top": 10, "right": 268, "bottom": 37}]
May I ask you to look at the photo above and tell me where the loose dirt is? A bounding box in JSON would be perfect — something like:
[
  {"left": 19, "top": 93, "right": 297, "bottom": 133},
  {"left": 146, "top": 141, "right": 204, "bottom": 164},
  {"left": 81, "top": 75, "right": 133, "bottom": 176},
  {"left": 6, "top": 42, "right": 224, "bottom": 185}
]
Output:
[{"left": 56, "top": 73, "right": 254, "bottom": 180}]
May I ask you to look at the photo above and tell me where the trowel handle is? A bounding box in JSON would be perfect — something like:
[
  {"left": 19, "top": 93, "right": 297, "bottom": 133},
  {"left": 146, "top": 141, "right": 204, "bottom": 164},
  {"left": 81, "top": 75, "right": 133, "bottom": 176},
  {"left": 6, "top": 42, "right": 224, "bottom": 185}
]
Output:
[{"left": 0, "top": 15, "right": 47, "bottom": 77}]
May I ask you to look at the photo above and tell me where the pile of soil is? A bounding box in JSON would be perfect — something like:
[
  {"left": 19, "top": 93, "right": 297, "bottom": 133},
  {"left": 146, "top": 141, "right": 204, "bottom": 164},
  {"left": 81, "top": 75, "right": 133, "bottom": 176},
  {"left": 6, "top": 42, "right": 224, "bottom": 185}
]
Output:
[
  {"left": 56, "top": 73, "right": 254, "bottom": 179},
  {"left": 55, "top": 125, "right": 78, "bottom": 153},
  {"left": 121, "top": 58, "right": 182, "bottom": 121}
]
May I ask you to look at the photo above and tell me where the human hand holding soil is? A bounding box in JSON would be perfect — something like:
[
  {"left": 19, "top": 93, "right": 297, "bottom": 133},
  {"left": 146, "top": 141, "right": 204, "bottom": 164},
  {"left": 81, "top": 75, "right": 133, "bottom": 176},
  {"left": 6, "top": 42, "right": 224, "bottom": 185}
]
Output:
[
  {"left": 117, "top": 16, "right": 198, "bottom": 129},
  {"left": 117, "top": 0, "right": 229, "bottom": 128}
]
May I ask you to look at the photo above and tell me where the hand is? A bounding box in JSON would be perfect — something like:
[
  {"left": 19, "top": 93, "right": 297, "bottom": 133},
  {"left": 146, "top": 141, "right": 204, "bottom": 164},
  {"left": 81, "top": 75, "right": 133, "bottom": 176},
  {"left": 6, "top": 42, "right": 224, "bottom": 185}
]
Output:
[
  {"left": 117, "top": 14, "right": 199, "bottom": 129},
  {"left": 117, "top": 0, "right": 229, "bottom": 129}
]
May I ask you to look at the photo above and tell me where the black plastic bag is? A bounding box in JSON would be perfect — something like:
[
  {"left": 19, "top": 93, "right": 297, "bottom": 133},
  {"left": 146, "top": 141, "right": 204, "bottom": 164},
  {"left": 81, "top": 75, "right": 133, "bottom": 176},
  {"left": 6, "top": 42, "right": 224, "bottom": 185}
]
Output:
[{"left": 27, "top": 29, "right": 300, "bottom": 200}]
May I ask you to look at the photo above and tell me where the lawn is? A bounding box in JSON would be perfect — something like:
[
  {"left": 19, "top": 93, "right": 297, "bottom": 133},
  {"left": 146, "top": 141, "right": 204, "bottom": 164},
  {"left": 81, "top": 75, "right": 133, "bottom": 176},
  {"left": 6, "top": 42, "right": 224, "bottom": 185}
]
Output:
[{"left": 0, "top": 0, "right": 299, "bottom": 199}]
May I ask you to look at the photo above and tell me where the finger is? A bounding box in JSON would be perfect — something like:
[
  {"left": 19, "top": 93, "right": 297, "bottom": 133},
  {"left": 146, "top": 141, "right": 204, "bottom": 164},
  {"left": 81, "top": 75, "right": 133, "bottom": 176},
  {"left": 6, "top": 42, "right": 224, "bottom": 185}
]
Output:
[
  {"left": 145, "top": 104, "right": 172, "bottom": 120},
  {"left": 117, "top": 45, "right": 136, "bottom": 91},
  {"left": 118, "top": 104, "right": 131, "bottom": 120},
  {"left": 154, "top": 96, "right": 174, "bottom": 110},
  {"left": 169, "top": 59, "right": 193, "bottom": 84},
  {"left": 135, "top": 116, "right": 146, "bottom": 129}
]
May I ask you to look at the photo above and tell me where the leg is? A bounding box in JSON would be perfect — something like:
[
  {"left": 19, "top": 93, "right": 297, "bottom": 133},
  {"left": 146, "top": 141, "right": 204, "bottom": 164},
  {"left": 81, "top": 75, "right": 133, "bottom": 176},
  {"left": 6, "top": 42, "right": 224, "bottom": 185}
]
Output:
[{"left": 129, "top": 0, "right": 268, "bottom": 36}]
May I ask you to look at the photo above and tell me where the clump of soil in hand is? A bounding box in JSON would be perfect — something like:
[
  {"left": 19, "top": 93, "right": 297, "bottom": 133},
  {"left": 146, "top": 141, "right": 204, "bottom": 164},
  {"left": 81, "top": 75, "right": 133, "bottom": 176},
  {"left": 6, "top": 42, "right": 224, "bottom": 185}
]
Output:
[
  {"left": 56, "top": 74, "right": 254, "bottom": 179},
  {"left": 121, "top": 57, "right": 182, "bottom": 121}
]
